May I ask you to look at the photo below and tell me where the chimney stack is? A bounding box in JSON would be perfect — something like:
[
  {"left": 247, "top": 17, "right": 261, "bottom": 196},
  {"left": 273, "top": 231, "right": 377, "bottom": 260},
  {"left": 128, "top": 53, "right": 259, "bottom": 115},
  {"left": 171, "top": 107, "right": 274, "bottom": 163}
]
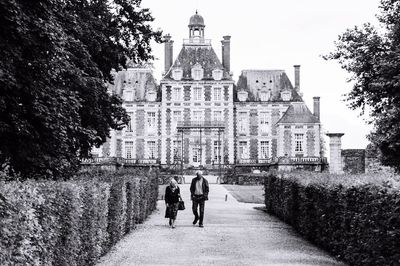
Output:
[
  {"left": 164, "top": 34, "right": 173, "bottom": 72},
  {"left": 294, "top": 65, "right": 300, "bottom": 91},
  {"left": 313, "top": 96, "right": 320, "bottom": 121},
  {"left": 221, "top": 36, "right": 231, "bottom": 73}
]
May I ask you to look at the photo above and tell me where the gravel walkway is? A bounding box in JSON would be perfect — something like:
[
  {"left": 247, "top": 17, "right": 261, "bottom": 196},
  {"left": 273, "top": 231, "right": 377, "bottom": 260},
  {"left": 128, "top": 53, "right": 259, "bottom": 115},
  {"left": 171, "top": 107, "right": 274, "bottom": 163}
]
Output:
[{"left": 97, "top": 184, "right": 345, "bottom": 266}]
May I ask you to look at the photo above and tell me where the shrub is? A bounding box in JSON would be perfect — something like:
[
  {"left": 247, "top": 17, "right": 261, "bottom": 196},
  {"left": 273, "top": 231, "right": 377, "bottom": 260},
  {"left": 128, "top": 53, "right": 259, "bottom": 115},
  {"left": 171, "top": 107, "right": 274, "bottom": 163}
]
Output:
[
  {"left": 0, "top": 170, "right": 158, "bottom": 266},
  {"left": 0, "top": 182, "right": 44, "bottom": 266},
  {"left": 264, "top": 172, "right": 400, "bottom": 266}
]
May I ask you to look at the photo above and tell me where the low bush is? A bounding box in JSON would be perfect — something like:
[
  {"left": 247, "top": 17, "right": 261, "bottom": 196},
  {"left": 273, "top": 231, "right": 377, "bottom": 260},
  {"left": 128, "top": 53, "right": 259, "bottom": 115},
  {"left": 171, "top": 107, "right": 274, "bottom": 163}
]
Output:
[
  {"left": 0, "top": 171, "right": 158, "bottom": 266},
  {"left": 264, "top": 172, "right": 400, "bottom": 266}
]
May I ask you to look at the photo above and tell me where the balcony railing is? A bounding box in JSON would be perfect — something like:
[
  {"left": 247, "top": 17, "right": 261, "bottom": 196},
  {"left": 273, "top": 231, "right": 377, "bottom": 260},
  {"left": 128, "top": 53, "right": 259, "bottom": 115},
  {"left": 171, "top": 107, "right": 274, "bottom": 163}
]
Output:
[
  {"left": 278, "top": 156, "right": 326, "bottom": 164},
  {"left": 177, "top": 121, "right": 225, "bottom": 129},
  {"left": 183, "top": 38, "right": 211, "bottom": 46},
  {"left": 81, "top": 157, "right": 160, "bottom": 165},
  {"left": 236, "top": 158, "right": 277, "bottom": 165},
  {"left": 236, "top": 157, "right": 326, "bottom": 165},
  {"left": 81, "top": 157, "right": 117, "bottom": 164}
]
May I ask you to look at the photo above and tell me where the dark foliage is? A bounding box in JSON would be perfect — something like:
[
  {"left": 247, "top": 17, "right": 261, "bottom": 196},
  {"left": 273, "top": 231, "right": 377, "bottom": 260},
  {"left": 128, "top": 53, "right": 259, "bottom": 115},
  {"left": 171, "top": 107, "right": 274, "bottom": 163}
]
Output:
[
  {"left": 326, "top": 0, "right": 400, "bottom": 171},
  {"left": 0, "top": 0, "right": 162, "bottom": 178}
]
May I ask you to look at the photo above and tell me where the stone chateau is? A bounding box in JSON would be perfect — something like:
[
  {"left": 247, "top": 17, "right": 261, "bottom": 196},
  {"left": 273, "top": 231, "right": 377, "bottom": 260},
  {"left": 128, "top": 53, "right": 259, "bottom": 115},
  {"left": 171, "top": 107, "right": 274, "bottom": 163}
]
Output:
[{"left": 89, "top": 12, "right": 325, "bottom": 172}]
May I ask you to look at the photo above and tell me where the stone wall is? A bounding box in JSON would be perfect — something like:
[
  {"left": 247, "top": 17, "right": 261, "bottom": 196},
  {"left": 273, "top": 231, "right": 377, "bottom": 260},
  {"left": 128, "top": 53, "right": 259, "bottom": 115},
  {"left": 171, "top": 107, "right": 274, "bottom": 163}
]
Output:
[
  {"left": 339, "top": 147, "right": 395, "bottom": 174},
  {"left": 341, "top": 149, "right": 365, "bottom": 174}
]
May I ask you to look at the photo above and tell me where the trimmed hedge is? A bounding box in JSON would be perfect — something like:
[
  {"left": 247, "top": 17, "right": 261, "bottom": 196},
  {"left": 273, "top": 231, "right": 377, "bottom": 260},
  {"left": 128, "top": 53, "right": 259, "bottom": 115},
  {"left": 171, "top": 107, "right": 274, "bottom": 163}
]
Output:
[
  {"left": 0, "top": 172, "right": 158, "bottom": 266},
  {"left": 264, "top": 172, "right": 400, "bottom": 266}
]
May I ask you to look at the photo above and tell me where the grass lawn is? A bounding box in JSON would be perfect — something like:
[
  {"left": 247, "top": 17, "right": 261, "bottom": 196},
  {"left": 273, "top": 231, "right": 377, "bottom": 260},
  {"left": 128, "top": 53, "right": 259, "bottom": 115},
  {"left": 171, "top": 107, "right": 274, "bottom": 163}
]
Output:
[{"left": 223, "top": 185, "right": 264, "bottom": 204}]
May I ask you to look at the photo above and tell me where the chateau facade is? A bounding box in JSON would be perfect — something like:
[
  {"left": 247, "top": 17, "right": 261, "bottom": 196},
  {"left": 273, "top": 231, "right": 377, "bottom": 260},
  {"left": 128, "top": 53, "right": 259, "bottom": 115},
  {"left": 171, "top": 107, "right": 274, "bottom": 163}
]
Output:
[{"left": 90, "top": 12, "right": 324, "bottom": 171}]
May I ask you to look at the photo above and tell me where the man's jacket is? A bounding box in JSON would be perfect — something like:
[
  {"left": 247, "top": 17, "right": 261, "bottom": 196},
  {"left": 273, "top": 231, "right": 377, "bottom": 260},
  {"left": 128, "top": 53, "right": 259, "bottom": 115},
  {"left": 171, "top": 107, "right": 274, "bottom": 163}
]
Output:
[{"left": 190, "top": 176, "right": 209, "bottom": 201}]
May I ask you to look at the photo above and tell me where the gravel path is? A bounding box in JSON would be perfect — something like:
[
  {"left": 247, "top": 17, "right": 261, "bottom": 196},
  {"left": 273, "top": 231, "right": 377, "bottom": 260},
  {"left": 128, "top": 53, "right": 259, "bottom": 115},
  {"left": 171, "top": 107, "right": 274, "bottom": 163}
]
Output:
[{"left": 97, "top": 184, "right": 345, "bottom": 266}]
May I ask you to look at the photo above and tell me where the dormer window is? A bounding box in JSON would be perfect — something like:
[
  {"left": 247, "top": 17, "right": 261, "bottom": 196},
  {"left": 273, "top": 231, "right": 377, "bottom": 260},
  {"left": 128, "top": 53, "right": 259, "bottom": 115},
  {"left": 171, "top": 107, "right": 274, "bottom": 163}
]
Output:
[
  {"left": 191, "top": 63, "right": 204, "bottom": 80},
  {"left": 237, "top": 90, "right": 248, "bottom": 102},
  {"left": 123, "top": 89, "right": 134, "bottom": 101},
  {"left": 146, "top": 89, "right": 157, "bottom": 102},
  {"left": 212, "top": 69, "right": 223, "bottom": 81},
  {"left": 281, "top": 91, "right": 292, "bottom": 101},
  {"left": 259, "top": 90, "right": 271, "bottom": 101},
  {"left": 172, "top": 68, "right": 183, "bottom": 81}
]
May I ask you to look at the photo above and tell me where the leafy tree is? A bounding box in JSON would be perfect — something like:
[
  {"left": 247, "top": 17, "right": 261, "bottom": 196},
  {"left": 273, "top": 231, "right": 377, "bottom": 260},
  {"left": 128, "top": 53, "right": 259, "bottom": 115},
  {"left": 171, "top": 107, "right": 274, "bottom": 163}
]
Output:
[
  {"left": 326, "top": 0, "right": 400, "bottom": 171},
  {"left": 0, "top": 0, "right": 162, "bottom": 179}
]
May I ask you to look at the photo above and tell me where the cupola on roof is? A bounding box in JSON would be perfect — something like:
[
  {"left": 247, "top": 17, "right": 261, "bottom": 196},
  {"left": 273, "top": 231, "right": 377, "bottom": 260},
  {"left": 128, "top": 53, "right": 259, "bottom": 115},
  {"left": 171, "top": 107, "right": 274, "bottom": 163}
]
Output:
[{"left": 189, "top": 10, "right": 205, "bottom": 27}]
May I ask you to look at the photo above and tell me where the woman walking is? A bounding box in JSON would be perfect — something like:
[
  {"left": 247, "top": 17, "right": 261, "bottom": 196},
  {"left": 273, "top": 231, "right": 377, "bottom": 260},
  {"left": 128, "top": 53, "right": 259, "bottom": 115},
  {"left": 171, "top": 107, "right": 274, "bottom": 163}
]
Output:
[{"left": 165, "top": 179, "right": 181, "bottom": 228}]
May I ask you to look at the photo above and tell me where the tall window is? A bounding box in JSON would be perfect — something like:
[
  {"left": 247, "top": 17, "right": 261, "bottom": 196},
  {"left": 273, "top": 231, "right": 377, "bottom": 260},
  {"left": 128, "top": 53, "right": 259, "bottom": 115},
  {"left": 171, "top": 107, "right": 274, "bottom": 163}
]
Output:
[
  {"left": 126, "top": 112, "right": 134, "bottom": 132},
  {"left": 193, "top": 111, "right": 202, "bottom": 123},
  {"left": 193, "top": 87, "right": 202, "bottom": 101},
  {"left": 125, "top": 141, "right": 134, "bottom": 159},
  {"left": 259, "top": 112, "right": 270, "bottom": 134},
  {"left": 147, "top": 141, "right": 157, "bottom": 159},
  {"left": 213, "top": 87, "right": 222, "bottom": 101},
  {"left": 213, "top": 140, "right": 222, "bottom": 162},
  {"left": 295, "top": 133, "right": 304, "bottom": 152},
  {"left": 213, "top": 111, "right": 223, "bottom": 122},
  {"left": 260, "top": 141, "right": 270, "bottom": 159},
  {"left": 192, "top": 147, "right": 200, "bottom": 163},
  {"left": 147, "top": 112, "right": 156, "bottom": 133},
  {"left": 172, "top": 110, "right": 182, "bottom": 133},
  {"left": 172, "top": 87, "right": 181, "bottom": 101},
  {"left": 238, "top": 141, "right": 248, "bottom": 159},
  {"left": 173, "top": 140, "right": 182, "bottom": 160},
  {"left": 238, "top": 112, "right": 248, "bottom": 134}
]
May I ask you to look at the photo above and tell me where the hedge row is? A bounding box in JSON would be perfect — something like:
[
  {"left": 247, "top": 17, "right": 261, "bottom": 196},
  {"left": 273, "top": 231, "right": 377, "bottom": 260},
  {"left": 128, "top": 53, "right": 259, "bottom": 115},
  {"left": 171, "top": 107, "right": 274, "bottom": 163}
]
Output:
[
  {"left": 0, "top": 172, "right": 158, "bottom": 266},
  {"left": 264, "top": 172, "right": 400, "bottom": 266}
]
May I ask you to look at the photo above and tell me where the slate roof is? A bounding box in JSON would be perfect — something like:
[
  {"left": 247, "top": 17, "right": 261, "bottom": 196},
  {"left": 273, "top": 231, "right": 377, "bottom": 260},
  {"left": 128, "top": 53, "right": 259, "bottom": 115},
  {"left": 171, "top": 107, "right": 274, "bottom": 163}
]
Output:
[
  {"left": 236, "top": 70, "right": 303, "bottom": 102},
  {"left": 109, "top": 67, "right": 159, "bottom": 102},
  {"left": 164, "top": 45, "right": 231, "bottom": 81},
  {"left": 277, "top": 103, "right": 319, "bottom": 124}
]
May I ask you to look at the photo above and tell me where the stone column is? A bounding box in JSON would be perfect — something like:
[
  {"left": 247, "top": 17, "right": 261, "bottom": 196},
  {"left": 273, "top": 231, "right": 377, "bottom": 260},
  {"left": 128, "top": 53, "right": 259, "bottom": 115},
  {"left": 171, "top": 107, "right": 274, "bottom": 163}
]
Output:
[
  {"left": 109, "top": 130, "right": 117, "bottom": 157},
  {"left": 326, "top": 133, "right": 344, "bottom": 174}
]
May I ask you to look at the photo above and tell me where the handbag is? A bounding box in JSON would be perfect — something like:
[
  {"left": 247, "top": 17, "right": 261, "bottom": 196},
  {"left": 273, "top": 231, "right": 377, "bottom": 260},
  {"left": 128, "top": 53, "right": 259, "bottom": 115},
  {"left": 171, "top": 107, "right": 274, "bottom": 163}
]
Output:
[{"left": 178, "top": 200, "right": 185, "bottom": 210}]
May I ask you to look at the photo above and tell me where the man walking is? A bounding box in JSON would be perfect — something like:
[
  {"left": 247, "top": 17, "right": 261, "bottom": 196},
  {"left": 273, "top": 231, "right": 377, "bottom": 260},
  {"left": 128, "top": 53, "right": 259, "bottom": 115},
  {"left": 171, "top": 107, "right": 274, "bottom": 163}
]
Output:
[{"left": 190, "top": 171, "right": 209, "bottom": 228}]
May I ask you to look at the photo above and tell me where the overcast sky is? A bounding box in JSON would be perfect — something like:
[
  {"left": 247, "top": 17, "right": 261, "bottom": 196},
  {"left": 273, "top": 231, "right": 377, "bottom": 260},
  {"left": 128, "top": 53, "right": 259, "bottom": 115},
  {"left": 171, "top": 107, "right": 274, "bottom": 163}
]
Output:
[{"left": 141, "top": 0, "right": 381, "bottom": 149}]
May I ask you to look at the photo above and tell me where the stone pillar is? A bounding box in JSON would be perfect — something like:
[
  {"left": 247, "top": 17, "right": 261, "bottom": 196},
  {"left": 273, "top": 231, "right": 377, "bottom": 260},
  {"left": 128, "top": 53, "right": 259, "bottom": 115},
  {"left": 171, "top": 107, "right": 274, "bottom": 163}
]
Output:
[
  {"left": 326, "top": 133, "right": 344, "bottom": 174},
  {"left": 294, "top": 65, "right": 300, "bottom": 91},
  {"left": 109, "top": 130, "right": 117, "bottom": 157},
  {"left": 164, "top": 34, "right": 173, "bottom": 72},
  {"left": 221, "top": 36, "right": 231, "bottom": 72}
]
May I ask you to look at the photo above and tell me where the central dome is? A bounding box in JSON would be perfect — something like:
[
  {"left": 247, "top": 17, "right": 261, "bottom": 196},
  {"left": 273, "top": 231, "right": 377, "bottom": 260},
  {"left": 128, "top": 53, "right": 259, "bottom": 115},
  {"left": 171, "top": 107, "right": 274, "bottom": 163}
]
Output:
[{"left": 189, "top": 11, "right": 205, "bottom": 27}]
